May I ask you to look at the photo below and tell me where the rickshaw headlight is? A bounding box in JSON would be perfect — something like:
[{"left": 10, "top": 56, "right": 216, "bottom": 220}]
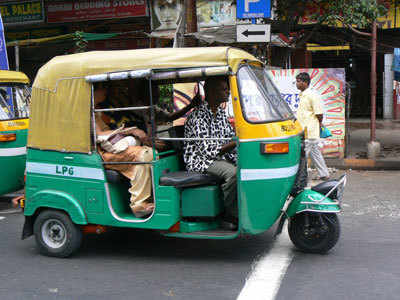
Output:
[{"left": 261, "top": 142, "right": 289, "bottom": 154}]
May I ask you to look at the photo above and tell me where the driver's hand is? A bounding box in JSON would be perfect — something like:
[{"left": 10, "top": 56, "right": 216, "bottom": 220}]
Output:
[{"left": 130, "top": 128, "right": 148, "bottom": 140}]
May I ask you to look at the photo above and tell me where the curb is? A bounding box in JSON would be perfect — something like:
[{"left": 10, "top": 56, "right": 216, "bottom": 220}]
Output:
[{"left": 326, "top": 158, "right": 400, "bottom": 171}]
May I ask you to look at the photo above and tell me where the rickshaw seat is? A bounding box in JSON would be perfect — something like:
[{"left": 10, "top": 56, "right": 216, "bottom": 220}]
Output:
[
  {"left": 105, "top": 170, "right": 129, "bottom": 184},
  {"left": 162, "top": 126, "right": 220, "bottom": 188},
  {"left": 159, "top": 171, "right": 220, "bottom": 188}
]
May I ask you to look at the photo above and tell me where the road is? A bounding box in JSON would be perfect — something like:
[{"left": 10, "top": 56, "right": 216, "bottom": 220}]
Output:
[{"left": 0, "top": 170, "right": 399, "bottom": 300}]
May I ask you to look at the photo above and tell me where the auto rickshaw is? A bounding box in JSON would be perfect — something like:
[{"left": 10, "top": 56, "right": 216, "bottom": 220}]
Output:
[
  {"left": 21, "top": 47, "right": 346, "bottom": 257},
  {"left": 0, "top": 70, "right": 30, "bottom": 196}
]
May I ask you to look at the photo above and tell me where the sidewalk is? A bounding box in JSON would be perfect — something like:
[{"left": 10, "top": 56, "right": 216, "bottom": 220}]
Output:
[{"left": 326, "top": 119, "right": 400, "bottom": 170}]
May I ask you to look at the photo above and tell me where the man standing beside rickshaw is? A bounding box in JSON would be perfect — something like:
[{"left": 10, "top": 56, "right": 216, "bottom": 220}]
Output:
[{"left": 296, "top": 72, "right": 330, "bottom": 181}]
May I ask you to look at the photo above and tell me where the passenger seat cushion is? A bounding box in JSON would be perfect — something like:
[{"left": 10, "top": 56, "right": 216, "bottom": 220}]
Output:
[{"left": 159, "top": 171, "right": 221, "bottom": 188}]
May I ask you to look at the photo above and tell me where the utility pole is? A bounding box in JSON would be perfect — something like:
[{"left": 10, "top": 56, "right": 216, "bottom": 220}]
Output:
[
  {"left": 370, "top": 21, "right": 377, "bottom": 142},
  {"left": 367, "top": 19, "right": 381, "bottom": 159},
  {"left": 343, "top": 2, "right": 380, "bottom": 158},
  {"left": 184, "top": 0, "right": 198, "bottom": 47}
]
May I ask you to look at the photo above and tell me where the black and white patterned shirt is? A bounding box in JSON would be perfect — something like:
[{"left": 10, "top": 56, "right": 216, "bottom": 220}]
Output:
[{"left": 184, "top": 102, "right": 237, "bottom": 173}]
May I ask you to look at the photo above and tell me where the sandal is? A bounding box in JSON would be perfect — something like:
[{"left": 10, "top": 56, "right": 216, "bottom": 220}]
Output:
[{"left": 132, "top": 203, "right": 154, "bottom": 218}]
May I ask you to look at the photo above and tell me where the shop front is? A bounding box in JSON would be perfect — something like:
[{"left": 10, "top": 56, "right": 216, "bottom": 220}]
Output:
[{"left": 2, "top": 0, "right": 151, "bottom": 80}]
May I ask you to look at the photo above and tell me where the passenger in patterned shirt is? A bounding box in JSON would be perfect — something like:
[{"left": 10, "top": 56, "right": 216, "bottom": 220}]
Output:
[{"left": 184, "top": 76, "right": 238, "bottom": 226}]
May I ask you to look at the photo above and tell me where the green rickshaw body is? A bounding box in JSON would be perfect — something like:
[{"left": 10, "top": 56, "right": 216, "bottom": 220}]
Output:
[
  {"left": 25, "top": 149, "right": 181, "bottom": 230},
  {"left": 286, "top": 189, "right": 341, "bottom": 217},
  {"left": 0, "top": 127, "right": 28, "bottom": 195},
  {"left": 238, "top": 135, "right": 301, "bottom": 235}
]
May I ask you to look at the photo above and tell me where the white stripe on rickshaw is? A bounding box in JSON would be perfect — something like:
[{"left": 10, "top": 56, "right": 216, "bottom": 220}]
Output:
[
  {"left": 241, "top": 164, "right": 299, "bottom": 181},
  {"left": 0, "top": 147, "right": 26, "bottom": 157},
  {"left": 26, "top": 162, "right": 105, "bottom": 181}
]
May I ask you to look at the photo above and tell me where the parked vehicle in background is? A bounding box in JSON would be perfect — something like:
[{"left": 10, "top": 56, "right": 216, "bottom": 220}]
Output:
[{"left": 0, "top": 70, "right": 30, "bottom": 196}]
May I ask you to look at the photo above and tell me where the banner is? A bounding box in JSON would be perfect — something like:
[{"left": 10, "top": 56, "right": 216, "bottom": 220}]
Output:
[
  {"left": 0, "top": 1, "right": 44, "bottom": 25},
  {"left": 151, "top": 0, "right": 236, "bottom": 31},
  {"left": 0, "top": 13, "right": 12, "bottom": 117},
  {"left": 267, "top": 68, "right": 346, "bottom": 158},
  {"left": 47, "top": 0, "right": 148, "bottom": 23}
]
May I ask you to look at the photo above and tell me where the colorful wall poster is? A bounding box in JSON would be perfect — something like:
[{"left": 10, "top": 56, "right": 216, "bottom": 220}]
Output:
[
  {"left": 151, "top": 0, "right": 236, "bottom": 31},
  {"left": 267, "top": 68, "right": 346, "bottom": 158}
]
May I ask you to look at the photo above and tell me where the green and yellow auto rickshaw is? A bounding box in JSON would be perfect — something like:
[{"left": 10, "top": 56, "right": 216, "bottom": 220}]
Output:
[
  {"left": 21, "top": 47, "right": 346, "bottom": 257},
  {"left": 0, "top": 70, "right": 30, "bottom": 196}
]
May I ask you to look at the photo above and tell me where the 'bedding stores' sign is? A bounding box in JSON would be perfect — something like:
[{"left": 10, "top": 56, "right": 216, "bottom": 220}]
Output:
[{"left": 47, "top": 0, "right": 148, "bottom": 23}]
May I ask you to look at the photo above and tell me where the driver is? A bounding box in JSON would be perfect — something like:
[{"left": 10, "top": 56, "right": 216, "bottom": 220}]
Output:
[{"left": 183, "top": 76, "right": 238, "bottom": 228}]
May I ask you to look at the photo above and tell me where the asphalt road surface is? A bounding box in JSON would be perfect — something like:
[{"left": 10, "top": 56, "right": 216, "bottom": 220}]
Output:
[{"left": 1, "top": 170, "right": 399, "bottom": 300}]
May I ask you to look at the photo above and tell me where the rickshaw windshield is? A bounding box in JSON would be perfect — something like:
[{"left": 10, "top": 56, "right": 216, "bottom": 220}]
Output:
[
  {"left": 237, "top": 65, "right": 293, "bottom": 124},
  {"left": 0, "top": 85, "right": 30, "bottom": 120}
]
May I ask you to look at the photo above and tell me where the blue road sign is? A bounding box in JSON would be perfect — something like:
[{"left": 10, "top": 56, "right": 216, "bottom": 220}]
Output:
[{"left": 237, "top": 0, "right": 271, "bottom": 19}]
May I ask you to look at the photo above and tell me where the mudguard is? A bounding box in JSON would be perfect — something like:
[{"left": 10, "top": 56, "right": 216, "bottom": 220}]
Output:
[
  {"left": 24, "top": 190, "right": 87, "bottom": 225},
  {"left": 286, "top": 189, "right": 340, "bottom": 217}
]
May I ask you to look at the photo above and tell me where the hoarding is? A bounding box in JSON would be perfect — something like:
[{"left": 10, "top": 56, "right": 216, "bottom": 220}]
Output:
[
  {"left": 151, "top": 0, "right": 236, "bottom": 31},
  {"left": 267, "top": 68, "right": 346, "bottom": 158},
  {"left": 47, "top": 0, "right": 148, "bottom": 23},
  {"left": 0, "top": 1, "right": 44, "bottom": 25}
]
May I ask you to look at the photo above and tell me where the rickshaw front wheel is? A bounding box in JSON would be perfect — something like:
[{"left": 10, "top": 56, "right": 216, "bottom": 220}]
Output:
[
  {"left": 288, "top": 213, "right": 340, "bottom": 254},
  {"left": 33, "top": 210, "right": 82, "bottom": 258}
]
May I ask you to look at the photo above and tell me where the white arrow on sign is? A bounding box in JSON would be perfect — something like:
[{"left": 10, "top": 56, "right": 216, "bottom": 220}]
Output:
[
  {"left": 245, "top": 0, "right": 260, "bottom": 12},
  {"left": 237, "top": 24, "right": 271, "bottom": 43}
]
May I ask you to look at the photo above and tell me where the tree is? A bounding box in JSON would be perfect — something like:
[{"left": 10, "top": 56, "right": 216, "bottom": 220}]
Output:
[
  {"left": 275, "top": 0, "right": 390, "bottom": 156},
  {"left": 275, "top": 0, "right": 389, "bottom": 30}
]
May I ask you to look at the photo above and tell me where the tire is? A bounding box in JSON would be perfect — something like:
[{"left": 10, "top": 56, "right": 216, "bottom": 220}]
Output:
[
  {"left": 290, "top": 154, "right": 308, "bottom": 196},
  {"left": 33, "top": 210, "right": 83, "bottom": 258},
  {"left": 288, "top": 213, "right": 340, "bottom": 254}
]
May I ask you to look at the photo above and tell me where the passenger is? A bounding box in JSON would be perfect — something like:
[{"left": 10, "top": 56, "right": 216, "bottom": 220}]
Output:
[
  {"left": 94, "top": 80, "right": 200, "bottom": 218},
  {"left": 183, "top": 76, "right": 238, "bottom": 228},
  {"left": 94, "top": 82, "right": 154, "bottom": 218}
]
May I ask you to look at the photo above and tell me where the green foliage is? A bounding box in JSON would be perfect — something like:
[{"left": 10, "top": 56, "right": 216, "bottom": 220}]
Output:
[
  {"left": 275, "top": 0, "right": 389, "bottom": 29},
  {"left": 158, "top": 84, "right": 173, "bottom": 111}
]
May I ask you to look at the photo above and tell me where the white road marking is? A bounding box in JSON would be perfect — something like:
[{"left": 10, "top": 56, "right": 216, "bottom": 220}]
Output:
[
  {"left": 237, "top": 224, "right": 294, "bottom": 300},
  {"left": 0, "top": 217, "right": 5, "bottom": 220}
]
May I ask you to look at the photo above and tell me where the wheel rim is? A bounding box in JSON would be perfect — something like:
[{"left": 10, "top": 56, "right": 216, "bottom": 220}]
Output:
[
  {"left": 41, "top": 219, "right": 67, "bottom": 249},
  {"left": 294, "top": 214, "right": 330, "bottom": 247}
]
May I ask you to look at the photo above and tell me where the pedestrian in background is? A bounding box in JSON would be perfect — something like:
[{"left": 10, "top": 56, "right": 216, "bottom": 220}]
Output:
[{"left": 296, "top": 72, "right": 330, "bottom": 180}]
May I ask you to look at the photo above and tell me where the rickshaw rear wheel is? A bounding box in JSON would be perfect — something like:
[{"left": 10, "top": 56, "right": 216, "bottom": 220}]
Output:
[
  {"left": 288, "top": 213, "right": 340, "bottom": 254},
  {"left": 33, "top": 210, "right": 82, "bottom": 258}
]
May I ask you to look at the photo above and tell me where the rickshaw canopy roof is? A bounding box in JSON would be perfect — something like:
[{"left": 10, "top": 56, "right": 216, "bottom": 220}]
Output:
[
  {"left": 33, "top": 47, "right": 260, "bottom": 91},
  {"left": 0, "top": 70, "right": 29, "bottom": 84},
  {"left": 29, "top": 47, "right": 261, "bottom": 153}
]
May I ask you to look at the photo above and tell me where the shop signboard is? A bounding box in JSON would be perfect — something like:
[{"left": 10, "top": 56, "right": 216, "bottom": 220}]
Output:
[
  {"left": 151, "top": 0, "right": 236, "bottom": 31},
  {"left": 47, "top": 0, "right": 148, "bottom": 23},
  {"left": 267, "top": 68, "right": 346, "bottom": 158},
  {"left": 88, "top": 38, "right": 149, "bottom": 50},
  {"left": 0, "top": 1, "right": 44, "bottom": 25},
  {"left": 6, "top": 26, "right": 66, "bottom": 42}
]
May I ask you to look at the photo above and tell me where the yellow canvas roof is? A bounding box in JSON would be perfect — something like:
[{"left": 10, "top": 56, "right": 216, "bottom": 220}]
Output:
[
  {"left": 28, "top": 47, "right": 260, "bottom": 153},
  {"left": 33, "top": 47, "right": 259, "bottom": 91},
  {"left": 0, "top": 70, "right": 29, "bottom": 84}
]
